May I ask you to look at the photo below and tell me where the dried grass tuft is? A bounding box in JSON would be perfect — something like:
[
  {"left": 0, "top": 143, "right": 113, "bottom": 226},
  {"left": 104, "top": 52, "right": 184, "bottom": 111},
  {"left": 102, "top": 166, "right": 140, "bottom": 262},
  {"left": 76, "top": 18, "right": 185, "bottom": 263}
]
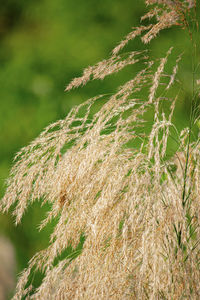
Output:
[{"left": 1, "top": 1, "right": 200, "bottom": 299}]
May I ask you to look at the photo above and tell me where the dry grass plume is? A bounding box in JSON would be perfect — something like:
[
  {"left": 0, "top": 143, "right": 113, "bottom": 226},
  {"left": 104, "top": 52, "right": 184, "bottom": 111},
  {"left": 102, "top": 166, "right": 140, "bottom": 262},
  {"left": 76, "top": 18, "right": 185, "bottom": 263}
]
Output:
[{"left": 1, "top": 0, "right": 200, "bottom": 299}]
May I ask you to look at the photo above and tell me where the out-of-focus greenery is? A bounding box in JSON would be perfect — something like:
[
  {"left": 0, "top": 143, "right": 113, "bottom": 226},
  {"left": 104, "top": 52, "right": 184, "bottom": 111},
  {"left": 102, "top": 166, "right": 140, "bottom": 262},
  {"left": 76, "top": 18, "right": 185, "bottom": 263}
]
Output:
[{"left": 0, "top": 0, "right": 198, "bottom": 296}]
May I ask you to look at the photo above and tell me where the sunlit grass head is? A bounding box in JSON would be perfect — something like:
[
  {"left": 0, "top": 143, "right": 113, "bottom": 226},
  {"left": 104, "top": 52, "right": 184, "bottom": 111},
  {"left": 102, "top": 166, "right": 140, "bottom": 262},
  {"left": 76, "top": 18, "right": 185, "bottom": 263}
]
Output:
[{"left": 1, "top": 1, "right": 200, "bottom": 299}]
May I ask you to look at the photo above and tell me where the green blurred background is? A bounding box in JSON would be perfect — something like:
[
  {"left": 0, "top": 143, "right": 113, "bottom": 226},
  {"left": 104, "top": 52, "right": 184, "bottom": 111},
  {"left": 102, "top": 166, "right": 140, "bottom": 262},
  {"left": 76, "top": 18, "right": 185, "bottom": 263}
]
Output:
[{"left": 0, "top": 1, "right": 198, "bottom": 298}]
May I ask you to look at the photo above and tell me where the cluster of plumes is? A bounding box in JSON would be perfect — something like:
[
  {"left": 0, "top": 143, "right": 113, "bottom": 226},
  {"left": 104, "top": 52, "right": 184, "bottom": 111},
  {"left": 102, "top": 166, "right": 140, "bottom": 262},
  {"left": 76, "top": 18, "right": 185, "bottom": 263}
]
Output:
[
  {"left": 66, "top": 0, "right": 196, "bottom": 92},
  {"left": 112, "top": 0, "right": 196, "bottom": 53},
  {"left": 1, "top": 1, "right": 200, "bottom": 299}
]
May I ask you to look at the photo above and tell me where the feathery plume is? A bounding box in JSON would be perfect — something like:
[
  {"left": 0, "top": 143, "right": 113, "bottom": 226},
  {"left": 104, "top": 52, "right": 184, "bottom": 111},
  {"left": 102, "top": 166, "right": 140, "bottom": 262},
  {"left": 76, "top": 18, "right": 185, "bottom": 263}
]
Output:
[{"left": 1, "top": 1, "right": 199, "bottom": 299}]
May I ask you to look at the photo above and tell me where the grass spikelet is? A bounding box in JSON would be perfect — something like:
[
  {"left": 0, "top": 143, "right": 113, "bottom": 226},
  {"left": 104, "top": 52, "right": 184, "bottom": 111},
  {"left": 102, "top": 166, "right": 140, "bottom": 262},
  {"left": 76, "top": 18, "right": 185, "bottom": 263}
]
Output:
[{"left": 1, "top": 1, "right": 200, "bottom": 299}]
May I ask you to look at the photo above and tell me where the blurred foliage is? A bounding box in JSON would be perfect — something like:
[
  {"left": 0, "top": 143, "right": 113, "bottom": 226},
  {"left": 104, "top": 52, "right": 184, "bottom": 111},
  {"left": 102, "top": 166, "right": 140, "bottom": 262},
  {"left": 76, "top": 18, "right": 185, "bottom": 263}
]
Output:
[{"left": 0, "top": 0, "right": 198, "bottom": 297}]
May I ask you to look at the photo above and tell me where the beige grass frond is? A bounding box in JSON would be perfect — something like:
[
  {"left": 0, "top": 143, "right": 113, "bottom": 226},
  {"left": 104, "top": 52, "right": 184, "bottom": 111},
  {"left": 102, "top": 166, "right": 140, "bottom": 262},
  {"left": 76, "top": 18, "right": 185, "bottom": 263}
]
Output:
[
  {"left": 65, "top": 51, "right": 147, "bottom": 91},
  {"left": 1, "top": 1, "right": 200, "bottom": 299}
]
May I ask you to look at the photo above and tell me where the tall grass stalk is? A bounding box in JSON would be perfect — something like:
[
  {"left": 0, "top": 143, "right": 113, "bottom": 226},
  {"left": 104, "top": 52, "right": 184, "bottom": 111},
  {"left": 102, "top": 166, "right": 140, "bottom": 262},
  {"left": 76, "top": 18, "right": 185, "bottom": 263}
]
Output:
[{"left": 1, "top": 0, "right": 200, "bottom": 299}]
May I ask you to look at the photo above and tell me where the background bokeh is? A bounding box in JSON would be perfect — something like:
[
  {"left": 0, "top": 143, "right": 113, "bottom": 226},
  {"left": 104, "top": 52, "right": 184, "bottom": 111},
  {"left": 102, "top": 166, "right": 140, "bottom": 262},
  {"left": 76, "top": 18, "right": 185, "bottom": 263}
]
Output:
[{"left": 0, "top": 1, "right": 198, "bottom": 298}]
